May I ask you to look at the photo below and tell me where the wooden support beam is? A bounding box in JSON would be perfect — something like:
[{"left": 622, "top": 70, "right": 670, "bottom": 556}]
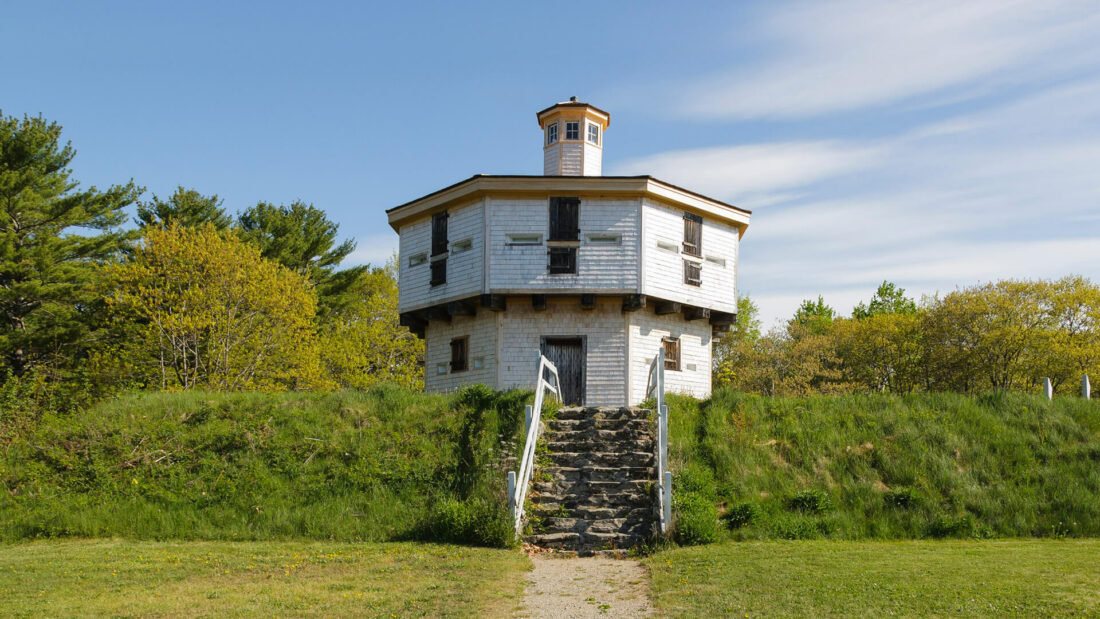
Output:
[
  {"left": 580, "top": 294, "right": 596, "bottom": 310},
  {"left": 709, "top": 310, "right": 735, "bottom": 326},
  {"left": 398, "top": 312, "right": 427, "bottom": 338},
  {"left": 532, "top": 294, "right": 547, "bottom": 311},
  {"left": 712, "top": 324, "right": 731, "bottom": 336},
  {"left": 622, "top": 294, "right": 647, "bottom": 313},
  {"left": 683, "top": 305, "right": 710, "bottom": 321},
  {"left": 448, "top": 299, "right": 477, "bottom": 317},
  {"left": 480, "top": 294, "right": 506, "bottom": 312},
  {"left": 426, "top": 305, "right": 451, "bottom": 323},
  {"left": 654, "top": 300, "right": 682, "bottom": 315}
]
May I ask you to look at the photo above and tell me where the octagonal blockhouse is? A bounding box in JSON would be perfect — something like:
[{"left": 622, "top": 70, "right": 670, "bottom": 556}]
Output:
[{"left": 388, "top": 100, "right": 750, "bottom": 406}]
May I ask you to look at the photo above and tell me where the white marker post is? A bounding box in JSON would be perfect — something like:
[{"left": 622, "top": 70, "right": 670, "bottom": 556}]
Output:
[
  {"left": 1043, "top": 377, "right": 1053, "bottom": 400},
  {"left": 1084, "top": 375, "right": 1091, "bottom": 400}
]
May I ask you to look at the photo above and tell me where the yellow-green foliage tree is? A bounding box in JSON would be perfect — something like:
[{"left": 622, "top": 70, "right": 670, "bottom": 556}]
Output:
[
  {"left": 318, "top": 260, "right": 424, "bottom": 390},
  {"left": 106, "top": 224, "right": 324, "bottom": 391}
]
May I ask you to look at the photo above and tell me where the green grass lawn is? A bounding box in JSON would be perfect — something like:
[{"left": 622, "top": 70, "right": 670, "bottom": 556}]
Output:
[
  {"left": 646, "top": 539, "right": 1100, "bottom": 617},
  {"left": 0, "top": 539, "right": 529, "bottom": 617}
]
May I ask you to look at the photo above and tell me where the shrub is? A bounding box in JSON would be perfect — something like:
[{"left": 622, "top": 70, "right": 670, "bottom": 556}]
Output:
[
  {"left": 928, "top": 514, "right": 974, "bottom": 539},
  {"left": 421, "top": 497, "right": 515, "bottom": 548},
  {"left": 674, "top": 492, "right": 720, "bottom": 545},
  {"left": 675, "top": 465, "right": 718, "bottom": 501},
  {"left": 787, "top": 489, "right": 832, "bottom": 514},
  {"left": 884, "top": 487, "right": 920, "bottom": 509},
  {"left": 770, "top": 515, "right": 823, "bottom": 540},
  {"left": 723, "top": 501, "right": 763, "bottom": 528}
]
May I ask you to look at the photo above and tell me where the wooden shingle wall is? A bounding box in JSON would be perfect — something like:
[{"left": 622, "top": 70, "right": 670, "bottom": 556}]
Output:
[
  {"left": 627, "top": 309, "right": 713, "bottom": 403},
  {"left": 641, "top": 198, "right": 739, "bottom": 314},
  {"left": 398, "top": 200, "right": 485, "bottom": 313},
  {"left": 423, "top": 307, "right": 499, "bottom": 393},
  {"left": 488, "top": 198, "right": 641, "bottom": 293}
]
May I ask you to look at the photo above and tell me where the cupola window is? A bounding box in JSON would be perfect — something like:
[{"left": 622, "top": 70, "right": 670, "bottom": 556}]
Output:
[
  {"left": 587, "top": 124, "right": 600, "bottom": 145},
  {"left": 565, "top": 121, "right": 580, "bottom": 140},
  {"left": 546, "top": 123, "right": 558, "bottom": 145}
]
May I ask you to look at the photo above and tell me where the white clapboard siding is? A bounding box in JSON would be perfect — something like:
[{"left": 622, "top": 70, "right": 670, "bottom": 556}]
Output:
[
  {"left": 488, "top": 198, "right": 641, "bottom": 292},
  {"left": 498, "top": 297, "right": 628, "bottom": 407},
  {"left": 397, "top": 199, "right": 485, "bottom": 312},
  {"left": 543, "top": 143, "right": 561, "bottom": 175},
  {"left": 582, "top": 142, "right": 602, "bottom": 176},
  {"left": 423, "top": 308, "right": 499, "bottom": 393},
  {"left": 627, "top": 310, "right": 713, "bottom": 404},
  {"left": 559, "top": 142, "right": 583, "bottom": 176},
  {"left": 641, "top": 198, "right": 738, "bottom": 314}
]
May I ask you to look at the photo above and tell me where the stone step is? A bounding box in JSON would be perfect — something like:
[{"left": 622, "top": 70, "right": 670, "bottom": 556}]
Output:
[
  {"left": 540, "top": 517, "right": 653, "bottom": 535},
  {"left": 544, "top": 440, "right": 654, "bottom": 454},
  {"left": 544, "top": 428, "right": 652, "bottom": 443},
  {"left": 547, "top": 418, "right": 652, "bottom": 432},
  {"left": 532, "top": 479, "right": 651, "bottom": 495},
  {"left": 531, "top": 492, "right": 650, "bottom": 508},
  {"left": 539, "top": 466, "right": 654, "bottom": 483},
  {"left": 530, "top": 505, "right": 652, "bottom": 521},
  {"left": 547, "top": 451, "right": 655, "bottom": 468},
  {"left": 525, "top": 530, "right": 648, "bottom": 551},
  {"left": 554, "top": 407, "right": 652, "bottom": 422}
]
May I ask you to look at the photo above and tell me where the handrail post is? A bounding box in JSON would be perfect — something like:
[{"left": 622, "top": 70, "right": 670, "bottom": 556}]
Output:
[
  {"left": 663, "top": 470, "right": 672, "bottom": 531},
  {"left": 525, "top": 405, "right": 532, "bottom": 437},
  {"left": 507, "top": 471, "right": 516, "bottom": 519}
]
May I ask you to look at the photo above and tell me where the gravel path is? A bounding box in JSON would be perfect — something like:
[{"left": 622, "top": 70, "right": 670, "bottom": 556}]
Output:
[{"left": 519, "top": 555, "right": 652, "bottom": 618}]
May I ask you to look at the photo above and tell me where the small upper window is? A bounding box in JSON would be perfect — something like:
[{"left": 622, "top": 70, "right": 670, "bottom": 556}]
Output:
[
  {"left": 565, "top": 122, "right": 580, "bottom": 140},
  {"left": 587, "top": 124, "right": 600, "bottom": 145},
  {"left": 546, "top": 123, "right": 558, "bottom": 145}
]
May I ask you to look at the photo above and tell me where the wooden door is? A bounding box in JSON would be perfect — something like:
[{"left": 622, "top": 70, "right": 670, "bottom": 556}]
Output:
[{"left": 541, "top": 337, "right": 585, "bottom": 406}]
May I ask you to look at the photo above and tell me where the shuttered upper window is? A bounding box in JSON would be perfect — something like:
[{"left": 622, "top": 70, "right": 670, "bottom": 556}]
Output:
[
  {"left": 663, "top": 337, "right": 681, "bottom": 372},
  {"left": 431, "top": 211, "right": 449, "bottom": 257},
  {"left": 430, "top": 258, "right": 447, "bottom": 286},
  {"left": 683, "top": 212, "right": 702, "bottom": 257},
  {"left": 549, "top": 197, "right": 580, "bottom": 241},
  {"left": 548, "top": 247, "right": 577, "bottom": 274},
  {"left": 450, "top": 336, "right": 468, "bottom": 372},
  {"left": 684, "top": 260, "right": 702, "bottom": 286}
]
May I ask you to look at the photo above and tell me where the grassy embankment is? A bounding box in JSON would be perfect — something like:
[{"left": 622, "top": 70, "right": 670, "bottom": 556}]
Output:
[
  {"left": 0, "top": 384, "right": 528, "bottom": 546},
  {"left": 665, "top": 388, "right": 1100, "bottom": 542},
  {"left": 0, "top": 539, "right": 527, "bottom": 617},
  {"left": 646, "top": 539, "right": 1100, "bottom": 617}
]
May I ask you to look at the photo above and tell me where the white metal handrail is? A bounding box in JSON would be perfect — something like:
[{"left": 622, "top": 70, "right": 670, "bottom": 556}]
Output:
[
  {"left": 507, "top": 351, "right": 561, "bottom": 536},
  {"left": 646, "top": 347, "right": 672, "bottom": 535}
]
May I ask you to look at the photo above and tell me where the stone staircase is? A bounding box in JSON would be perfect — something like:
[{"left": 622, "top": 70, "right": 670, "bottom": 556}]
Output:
[{"left": 524, "top": 406, "right": 656, "bottom": 554}]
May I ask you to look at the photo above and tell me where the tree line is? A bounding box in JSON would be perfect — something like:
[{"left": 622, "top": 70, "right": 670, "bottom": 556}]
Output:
[
  {"left": 715, "top": 278, "right": 1100, "bottom": 397},
  {"left": 0, "top": 111, "right": 422, "bottom": 407}
]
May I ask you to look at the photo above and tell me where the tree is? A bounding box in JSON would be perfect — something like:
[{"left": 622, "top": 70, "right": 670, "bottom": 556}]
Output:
[
  {"left": 713, "top": 296, "right": 761, "bottom": 385},
  {"left": 236, "top": 201, "right": 365, "bottom": 311},
  {"left": 834, "top": 312, "right": 923, "bottom": 393},
  {"left": 853, "top": 281, "right": 918, "bottom": 319},
  {"left": 107, "top": 224, "right": 324, "bottom": 391},
  {"left": 792, "top": 296, "right": 836, "bottom": 336},
  {"left": 134, "top": 186, "right": 231, "bottom": 230},
  {"left": 318, "top": 259, "right": 424, "bottom": 390},
  {"left": 0, "top": 112, "right": 141, "bottom": 378}
]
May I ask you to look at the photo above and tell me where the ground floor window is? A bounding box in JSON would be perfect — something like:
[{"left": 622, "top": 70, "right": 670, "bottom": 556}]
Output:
[
  {"left": 663, "top": 337, "right": 681, "bottom": 371},
  {"left": 450, "top": 336, "right": 468, "bottom": 372}
]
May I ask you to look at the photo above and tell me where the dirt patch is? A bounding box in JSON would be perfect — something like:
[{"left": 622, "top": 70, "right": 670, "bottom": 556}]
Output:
[{"left": 518, "top": 555, "right": 651, "bottom": 618}]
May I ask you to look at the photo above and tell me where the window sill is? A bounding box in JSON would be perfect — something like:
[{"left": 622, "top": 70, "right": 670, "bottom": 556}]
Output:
[{"left": 546, "top": 240, "right": 581, "bottom": 248}]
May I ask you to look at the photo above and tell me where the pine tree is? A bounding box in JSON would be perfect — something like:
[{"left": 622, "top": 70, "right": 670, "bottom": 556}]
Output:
[
  {"left": 135, "top": 186, "right": 231, "bottom": 229},
  {"left": 236, "top": 201, "right": 366, "bottom": 311},
  {"left": 0, "top": 112, "right": 141, "bottom": 378}
]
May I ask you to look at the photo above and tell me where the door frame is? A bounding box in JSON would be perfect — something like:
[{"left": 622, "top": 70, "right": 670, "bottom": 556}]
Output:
[{"left": 539, "top": 335, "right": 587, "bottom": 406}]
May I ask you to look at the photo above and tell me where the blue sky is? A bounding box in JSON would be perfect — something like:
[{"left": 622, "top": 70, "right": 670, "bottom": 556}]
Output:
[{"left": 3, "top": 1, "right": 1098, "bottom": 326}]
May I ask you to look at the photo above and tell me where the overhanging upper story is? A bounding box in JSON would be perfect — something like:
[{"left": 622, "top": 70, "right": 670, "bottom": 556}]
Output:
[{"left": 387, "top": 175, "right": 751, "bottom": 325}]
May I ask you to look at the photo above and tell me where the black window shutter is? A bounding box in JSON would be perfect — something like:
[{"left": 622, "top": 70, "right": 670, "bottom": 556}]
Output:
[
  {"left": 549, "top": 197, "right": 580, "bottom": 241},
  {"left": 663, "top": 338, "right": 681, "bottom": 371},
  {"left": 548, "top": 247, "right": 577, "bottom": 274},
  {"left": 431, "top": 212, "right": 449, "bottom": 256},
  {"left": 683, "top": 213, "right": 702, "bottom": 257},
  {"left": 450, "top": 337, "right": 467, "bottom": 372},
  {"left": 430, "top": 258, "right": 447, "bottom": 286}
]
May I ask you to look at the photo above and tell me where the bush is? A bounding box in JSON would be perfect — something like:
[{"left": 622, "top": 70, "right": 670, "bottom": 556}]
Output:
[
  {"left": 770, "top": 515, "right": 823, "bottom": 540},
  {"left": 928, "top": 514, "right": 974, "bottom": 539},
  {"left": 674, "top": 492, "right": 720, "bottom": 545},
  {"left": 723, "top": 501, "right": 763, "bottom": 528},
  {"left": 787, "top": 489, "right": 832, "bottom": 514},
  {"left": 675, "top": 465, "right": 718, "bottom": 501},
  {"left": 421, "top": 497, "right": 515, "bottom": 548}
]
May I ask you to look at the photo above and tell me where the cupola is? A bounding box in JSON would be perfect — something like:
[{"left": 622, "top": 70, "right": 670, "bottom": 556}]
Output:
[{"left": 537, "top": 97, "right": 610, "bottom": 176}]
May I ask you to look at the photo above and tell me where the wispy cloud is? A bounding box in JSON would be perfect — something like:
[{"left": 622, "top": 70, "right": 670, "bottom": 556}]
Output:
[
  {"left": 345, "top": 232, "right": 398, "bottom": 267},
  {"left": 610, "top": 141, "right": 884, "bottom": 205},
  {"left": 676, "top": 0, "right": 1100, "bottom": 120}
]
